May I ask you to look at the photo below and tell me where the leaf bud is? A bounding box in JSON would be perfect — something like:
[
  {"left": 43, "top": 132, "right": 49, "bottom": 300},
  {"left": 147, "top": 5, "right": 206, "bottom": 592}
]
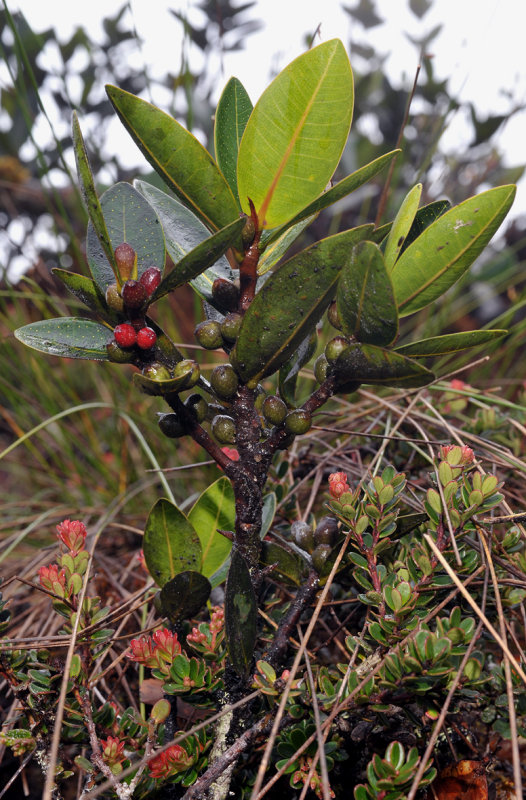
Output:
[
  {"left": 220, "top": 312, "right": 243, "bottom": 343},
  {"left": 291, "top": 520, "right": 314, "bottom": 552},
  {"left": 114, "top": 243, "right": 137, "bottom": 282},
  {"left": 158, "top": 412, "right": 186, "bottom": 438},
  {"left": 284, "top": 409, "right": 312, "bottom": 435},
  {"left": 212, "top": 278, "right": 240, "bottom": 312},
  {"left": 194, "top": 320, "right": 223, "bottom": 350},
  {"left": 241, "top": 215, "right": 256, "bottom": 247},
  {"left": 325, "top": 336, "right": 349, "bottom": 364},
  {"left": 314, "top": 516, "right": 339, "bottom": 546},
  {"left": 184, "top": 393, "right": 208, "bottom": 423},
  {"left": 262, "top": 395, "right": 287, "bottom": 426},
  {"left": 327, "top": 300, "right": 343, "bottom": 330},
  {"left": 211, "top": 415, "right": 236, "bottom": 444},
  {"left": 210, "top": 364, "right": 239, "bottom": 399},
  {"left": 122, "top": 279, "right": 147, "bottom": 310},
  {"left": 105, "top": 282, "right": 124, "bottom": 312}
]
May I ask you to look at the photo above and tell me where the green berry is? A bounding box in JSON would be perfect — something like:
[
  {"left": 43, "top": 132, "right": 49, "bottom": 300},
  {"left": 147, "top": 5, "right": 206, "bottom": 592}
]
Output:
[
  {"left": 212, "top": 278, "right": 240, "bottom": 312},
  {"left": 211, "top": 415, "right": 236, "bottom": 444},
  {"left": 314, "top": 354, "right": 329, "bottom": 384},
  {"left": 314, "top": 516, "right": 339, "bottom": 546},
  {"left": 212, "top": 414, "right": 236, "bottom": 444},
  {"left": 185, "top": 393, "right": 208, "bottom": 423},
  {"left": 262, "top": 395, "right": 287, "bottom": 426},
  {"left": 284, "top": 409, "right": 312, "bottom": 435},
  {"left": 141, "top": 363, "right": 172, "bottom": 382},
  {"left": 291, "top": 521, "right": 314, "bottom": 553},
  {"left": 106, "top": 341, "right": 135, "bottom": 363},
  {"left": 327, "top": 301, "right": 343, "bottom": 330},
  {"left": 210, "top": 364, "right": 239, "bottom": 399},
  {"left": 105, "top": 282, "right": 124, "bottom": 313},
  {"left": 220, "top": 312, "right": 242, "bottom": 343},
  {"left": 158, "top": 412, "right": 186, "bottom": 438},
  {"left": 311, "top": 543, "right": 332, "bottom": 574},
  {"left": 194, "top": 320, "right": 223, "bottom": 350},
  {"left": 325, "top": 336, "right": 349, "bottom": 364}
]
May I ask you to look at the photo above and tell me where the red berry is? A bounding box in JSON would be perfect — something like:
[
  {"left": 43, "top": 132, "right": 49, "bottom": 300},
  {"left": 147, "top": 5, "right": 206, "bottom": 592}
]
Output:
[
  {"left": 114, "top": 323, "right": 137, "bottom": 348},
  {"left": 122, "top": 279, "right": 147, "bottom": 310},
  {"left": 139, "top": 267, "right": 162, "bottom": 297},
  {"left": 136, "top": 327, "right": 157, "bottom": 350}
]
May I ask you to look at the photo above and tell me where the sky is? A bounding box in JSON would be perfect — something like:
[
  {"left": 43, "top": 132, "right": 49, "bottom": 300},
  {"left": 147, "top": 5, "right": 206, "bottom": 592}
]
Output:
[{"left": 3, "top": 0, "right": 526, "bottom": 277}]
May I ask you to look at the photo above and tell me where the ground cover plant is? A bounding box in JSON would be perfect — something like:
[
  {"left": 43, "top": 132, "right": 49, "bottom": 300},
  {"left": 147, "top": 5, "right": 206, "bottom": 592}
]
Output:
[{"left": 1, "top": 31, "right": 526, "bottom": 800}]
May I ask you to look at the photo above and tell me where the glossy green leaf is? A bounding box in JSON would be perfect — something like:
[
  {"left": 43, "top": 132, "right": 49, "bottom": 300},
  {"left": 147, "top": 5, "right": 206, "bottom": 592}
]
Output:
[
  {"left": 214, "top": 77, "right": 253, "bottom": 203},
  {"left": 133, "top": 359, "right": 197, "bottom": 396},
  {"left": 400, "top": 199, "right": 451, "bottom": 254},
  {"left": 237, "top": 39, "right": 353, "bottom": 229},
  {"left": 395, "top": 329, "right": 507, "bottom": 357},
  {"left": 260, "top": 541, "right": 310, "bottom": 587},
  {"left": 278, "top": 331, "right": 317, "bottom": 407},
  {"left": 234, "top": 225, "right": 374, "bottom": 384},
  {"left": 208, "top": 492, "right": 276, "bottom": 588},
  {"left": 337, "top": 241, "right": 398, "bottom": 346},
  {"left": 334, "top": 342, "right": 434, "bottom": 388},
  {"left": 225, "top": 549, "right": 257, "bottom": 677},
  {"left": 264, "top": 149, "right": 400, "bottom": 248},
  {"left": 14, "top": 318, "right": 113, "bottom": 360},
  {"left": 52, "top": 268, "right": 115, "bottom": 322},
  {"left": 134, "top": 180, "right": 238, "bottom": 303},
  {"left": 152, "top": 218, "right": 245, "bottom": 301},
  {"left": 106, "top": 84, "right": 239, "bottom": 231},
  {"left": 72, "top": 112, "right": 118, "bottom": 280},
  {"left": 188, "top": 477, "right": 235, "bottom": 578},
  {"left": 384, "top": 183, "right": 422, "bottom": 271},
  {"left": 391, "top": 185, "right": 516, "bottom": 316},
  {"left": 143, "top": 498, "right": 202, "bottom": 588},
  {"left": 159, "top": 572, "right": 211, "bottom": 624},
  {"left": 258, "top": 215, "right": 316, "bottom": 276},
  {"left": 86, "top": 182, "right": 165, "bottom": 292}
]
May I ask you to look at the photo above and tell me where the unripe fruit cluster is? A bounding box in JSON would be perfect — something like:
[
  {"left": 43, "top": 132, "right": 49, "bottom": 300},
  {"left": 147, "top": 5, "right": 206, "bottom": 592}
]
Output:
[{"left": 194, "top": 312, "right": 242, "bottom": 350}]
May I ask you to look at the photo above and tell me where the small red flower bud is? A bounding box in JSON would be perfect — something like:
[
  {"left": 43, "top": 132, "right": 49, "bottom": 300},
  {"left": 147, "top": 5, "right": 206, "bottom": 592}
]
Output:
[
  {"left": 139, "top": 267, "right": 162, "bottom": 297},
  {"left": 56, "top": 519, "right": 87, "bottom": 556},
  {"left": 328, "top": 471, "right": 349, "bottom": 499},
  {"left": 114, "top": 323, "right": 137, "bottom": 348},
  {"left": 136, "top": 327, "right": 157, "bottom": 350},
  {"left": 114, "top": 243, "right": 137, "bottom": 281}
]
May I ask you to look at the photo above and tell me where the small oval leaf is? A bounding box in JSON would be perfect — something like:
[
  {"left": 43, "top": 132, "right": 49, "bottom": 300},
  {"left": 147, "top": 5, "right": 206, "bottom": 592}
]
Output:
[
  {"left": 14, "top": 318, "right": 113, "bottom": 360},
  {"left": 260, "top": 541, "right": 310, "bottom": 587},
  {"left": 334, "top": 342, "right": 434, "bottom": 388},
  {"left": 106, "top": 85, "right": 239, "bottom": 231},
  {"left": 237, "top": 39, "right": 353, "bottom": 229},
  {"left": 337, "top": 241, "right": 398, "bottom": 345},
  {"left": 143, "top": 498, "right": 202, "bottom": 588}
]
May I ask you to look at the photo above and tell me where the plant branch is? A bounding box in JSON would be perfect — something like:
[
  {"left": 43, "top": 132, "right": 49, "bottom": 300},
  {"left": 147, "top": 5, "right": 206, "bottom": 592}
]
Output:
[{"left": 264, "top": 570, "right": 319, "bottom": 668}]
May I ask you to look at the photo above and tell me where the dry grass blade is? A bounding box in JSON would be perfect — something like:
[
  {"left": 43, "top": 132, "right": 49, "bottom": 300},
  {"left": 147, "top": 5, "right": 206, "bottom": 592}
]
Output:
[{"left": 478, "top": 530, "right": 524, "bottom": 798}]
